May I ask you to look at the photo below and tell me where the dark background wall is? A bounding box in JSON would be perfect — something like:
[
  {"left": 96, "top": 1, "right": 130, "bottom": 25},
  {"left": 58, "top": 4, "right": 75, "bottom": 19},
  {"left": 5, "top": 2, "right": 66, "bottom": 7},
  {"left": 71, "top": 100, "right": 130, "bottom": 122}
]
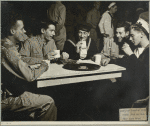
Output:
[
  {"left": 2, "top": 1, "right": 148, "bottom": 22},
  {"left": 1, "top": 1, "right": 149, "bottom": 37}
]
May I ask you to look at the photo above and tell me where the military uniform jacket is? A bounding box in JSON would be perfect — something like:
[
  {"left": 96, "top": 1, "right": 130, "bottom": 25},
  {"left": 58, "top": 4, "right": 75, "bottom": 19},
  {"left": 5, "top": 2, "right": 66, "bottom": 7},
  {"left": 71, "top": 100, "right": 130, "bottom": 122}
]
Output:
[{"left": 1, "top": 38, "right": 47, "bottom": 96}]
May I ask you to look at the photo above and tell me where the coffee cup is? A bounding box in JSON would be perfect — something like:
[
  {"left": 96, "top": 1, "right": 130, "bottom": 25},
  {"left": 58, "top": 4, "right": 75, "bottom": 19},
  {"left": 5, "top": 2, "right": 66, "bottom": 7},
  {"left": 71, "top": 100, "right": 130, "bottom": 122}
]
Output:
[
  {"left": 54, "top": 50, "right": 60, "bottom": 58},
  {"left": 94, "top": 54, "right": 101, "bottom": 65}
]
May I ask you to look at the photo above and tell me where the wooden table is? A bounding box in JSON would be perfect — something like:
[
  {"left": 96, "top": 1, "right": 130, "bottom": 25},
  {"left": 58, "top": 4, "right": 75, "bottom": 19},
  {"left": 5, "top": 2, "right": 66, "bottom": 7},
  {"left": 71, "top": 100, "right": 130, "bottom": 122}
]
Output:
[{"left": 35, "top": 63, "right": 126, "bottom": 88}]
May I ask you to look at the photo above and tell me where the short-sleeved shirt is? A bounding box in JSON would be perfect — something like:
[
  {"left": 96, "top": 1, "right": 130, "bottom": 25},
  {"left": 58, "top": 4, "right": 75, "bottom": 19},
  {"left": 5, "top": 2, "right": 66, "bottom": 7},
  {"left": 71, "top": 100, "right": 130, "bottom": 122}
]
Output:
[
  {"left": 19, "top": 35, "right": 57, "bottom": 59},
  {"left": 101, "top": 40, "right": 119, "bottom": 59}
]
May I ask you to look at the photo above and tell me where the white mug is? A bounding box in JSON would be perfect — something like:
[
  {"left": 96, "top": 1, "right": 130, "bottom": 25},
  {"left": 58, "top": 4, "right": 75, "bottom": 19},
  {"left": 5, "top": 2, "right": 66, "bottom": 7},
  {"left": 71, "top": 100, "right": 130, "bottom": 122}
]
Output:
[
  {"left": 79, "top": 40, "right": 87, "bottom": 59},
  {"left": 94, "top": 54, "right": 101, "bottom": 65},
  {"left": 43, "top": 60, "right": 50, "bottom": 66},
  {"left": 54, "top": 50, "right": 60, "bottom": 58}
]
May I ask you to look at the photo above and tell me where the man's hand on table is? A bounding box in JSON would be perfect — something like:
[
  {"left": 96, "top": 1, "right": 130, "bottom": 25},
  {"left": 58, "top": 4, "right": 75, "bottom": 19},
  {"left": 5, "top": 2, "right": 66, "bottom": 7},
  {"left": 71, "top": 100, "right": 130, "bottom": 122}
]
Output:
[
  {"left": 101, "top": 58, "right": 110, "bottom": 66},
  {"left": 47, "top": 51, "right": 57, "bottom": 60},
  {"left": 40, "top": 61, "right": 49, "bottom": 72},
  {"left": 61, "top": 52, "right": 69, "bottom": 59}
]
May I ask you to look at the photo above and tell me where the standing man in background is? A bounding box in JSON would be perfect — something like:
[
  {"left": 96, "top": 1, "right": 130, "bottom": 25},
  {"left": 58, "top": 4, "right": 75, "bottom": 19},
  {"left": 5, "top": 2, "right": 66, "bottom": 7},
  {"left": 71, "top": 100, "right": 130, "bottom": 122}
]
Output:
[
  {"left": 98, "top": 2, "right": 117, "bottom": 52},
  {"left": 86, "top": 1, "right": 101, "bottom": 51},
  {"left": 47, "top": 1, "right": 66, "bottom": 51}
]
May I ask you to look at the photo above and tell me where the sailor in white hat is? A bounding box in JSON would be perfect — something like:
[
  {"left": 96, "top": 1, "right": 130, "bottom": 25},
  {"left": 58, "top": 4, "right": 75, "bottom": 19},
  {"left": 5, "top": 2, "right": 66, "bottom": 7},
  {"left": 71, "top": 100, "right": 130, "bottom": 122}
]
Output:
[
  {"left": 99, "top": 2, "right": 117, "bottom": 39},
  {"left": 108, "top": 2, "right": 116, "bottom": 9},
  {"left": 122, "top": 12, "right": 149, "bottom": 58},
  {"left": 98, "top": 2, "right": 117, "bottom": 58},
  {"left": 121, "top": 12, "right": 149, "bottom": 108}
]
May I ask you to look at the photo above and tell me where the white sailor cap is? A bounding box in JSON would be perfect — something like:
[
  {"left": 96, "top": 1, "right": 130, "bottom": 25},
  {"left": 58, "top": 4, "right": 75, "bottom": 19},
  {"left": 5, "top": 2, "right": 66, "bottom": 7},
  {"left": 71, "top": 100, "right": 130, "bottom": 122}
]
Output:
[
  {"left": 136, "top": 8, "right": 144, "bottom": 12},
  {"left": 108, "top": 2, "right": 116, "bottom": 9},
  {"left": 137, "top": 18, "right": 149, "bottom": 33},
  {"left": 136, "top": 12, "right": 149, "bottom": 34}
]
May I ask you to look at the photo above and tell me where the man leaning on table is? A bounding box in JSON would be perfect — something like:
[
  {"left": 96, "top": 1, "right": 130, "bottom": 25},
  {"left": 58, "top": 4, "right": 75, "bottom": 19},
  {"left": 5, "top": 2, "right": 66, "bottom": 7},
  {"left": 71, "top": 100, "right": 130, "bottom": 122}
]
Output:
[
  {"left": 100, "top": 21, "right": 134, "bottom": 66},
  {"left": 19, "top": 20, "right": 58, "bottom": 65},
  {"left": 1, "top": 12, "right": 57, "bottom": 121}
]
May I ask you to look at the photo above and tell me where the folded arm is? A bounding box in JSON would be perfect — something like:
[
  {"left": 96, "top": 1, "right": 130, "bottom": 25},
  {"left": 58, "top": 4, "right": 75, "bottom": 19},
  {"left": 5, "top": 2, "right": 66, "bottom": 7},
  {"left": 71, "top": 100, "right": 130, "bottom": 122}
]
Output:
[{"left": 2, "top": 46, "right": 48, "bottom": 82}]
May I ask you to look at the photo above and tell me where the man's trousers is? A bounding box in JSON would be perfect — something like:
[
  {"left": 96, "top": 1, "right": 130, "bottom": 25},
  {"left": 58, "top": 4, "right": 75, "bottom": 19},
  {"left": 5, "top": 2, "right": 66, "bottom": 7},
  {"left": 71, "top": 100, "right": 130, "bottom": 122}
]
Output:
[{"left": 2, "top": 91, "right": 57, "bottom": 121}]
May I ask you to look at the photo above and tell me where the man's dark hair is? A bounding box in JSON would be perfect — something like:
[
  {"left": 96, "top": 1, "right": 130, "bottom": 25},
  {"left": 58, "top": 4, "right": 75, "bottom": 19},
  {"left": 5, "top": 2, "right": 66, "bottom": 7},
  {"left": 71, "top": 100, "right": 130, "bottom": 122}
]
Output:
[
  {"left": 116, "top": 21, "right": 131, "bottom": 32},
  {"left": 33, "top": 19, "right": 57, "bottom": 36},
  {"left": 77, "top": 22, "right": 92, "bottom": 32},
  {"left": 1, "top": 10, "right": 23, "bottom": 38}
]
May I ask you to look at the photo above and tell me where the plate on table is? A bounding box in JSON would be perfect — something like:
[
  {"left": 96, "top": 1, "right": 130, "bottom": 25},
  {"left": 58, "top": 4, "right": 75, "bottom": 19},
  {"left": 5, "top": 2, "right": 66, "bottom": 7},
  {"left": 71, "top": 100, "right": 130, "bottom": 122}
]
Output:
[{"left": 63, "top": 59, "right": 100, "bottom": 71}]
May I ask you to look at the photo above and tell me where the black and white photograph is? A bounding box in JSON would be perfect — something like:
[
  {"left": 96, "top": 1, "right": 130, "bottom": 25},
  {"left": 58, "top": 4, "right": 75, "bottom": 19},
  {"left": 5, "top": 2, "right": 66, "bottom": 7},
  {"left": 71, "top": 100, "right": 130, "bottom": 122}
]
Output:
[{"left": 1, "top": 0, "right": 149, "bottom": 123}]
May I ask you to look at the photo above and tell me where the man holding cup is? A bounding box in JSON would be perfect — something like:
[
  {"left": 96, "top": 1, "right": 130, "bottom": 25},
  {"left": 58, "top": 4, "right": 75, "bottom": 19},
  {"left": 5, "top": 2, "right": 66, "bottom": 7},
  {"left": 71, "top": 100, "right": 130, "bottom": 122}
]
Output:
[
  {"left": 62, "top": 22, "right": 99, "bottom": 63},
  {"left": 100, "top": 21, "right": 133, "bottom": 66},
  {"left": 19, "top": 20, "right": 59, "bottom": 64}
]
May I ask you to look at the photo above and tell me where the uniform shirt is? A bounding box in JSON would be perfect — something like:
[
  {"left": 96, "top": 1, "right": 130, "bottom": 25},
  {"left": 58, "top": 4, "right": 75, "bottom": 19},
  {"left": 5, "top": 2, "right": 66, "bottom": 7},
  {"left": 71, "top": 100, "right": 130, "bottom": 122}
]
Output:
[
  {"left": 1, "top": 38, "right": 47, "bottom": 96},
  {"left": 63, "top": 38, "right": 98, "bottom": 60},
  {"left": 98, "top": 10, "right": 114, "bottom": 37},
  {"left": 47, "top": 2, "right": 66, "bottom": 51},
  {"left": 127, "top": 45, "right": 149, "bottom": 99},
  {"left": 101, "top": 40, "right": 119, "bottom": 59},
  {"left": 19, "top": 35, "right": 57, "bottom": 65},
  {"left": 86, "top": 8, "right": 101, "bottom": 29}
]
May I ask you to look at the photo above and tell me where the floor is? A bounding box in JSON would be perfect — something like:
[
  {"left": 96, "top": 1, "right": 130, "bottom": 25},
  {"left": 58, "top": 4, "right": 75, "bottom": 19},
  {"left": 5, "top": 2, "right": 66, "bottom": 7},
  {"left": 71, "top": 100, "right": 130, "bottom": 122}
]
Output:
[
  {"left": 38, "top": 79, "right": 129, "bottom": 121},
  {"left": 2, "top": 78, "right": 148, "bottom": 121}
]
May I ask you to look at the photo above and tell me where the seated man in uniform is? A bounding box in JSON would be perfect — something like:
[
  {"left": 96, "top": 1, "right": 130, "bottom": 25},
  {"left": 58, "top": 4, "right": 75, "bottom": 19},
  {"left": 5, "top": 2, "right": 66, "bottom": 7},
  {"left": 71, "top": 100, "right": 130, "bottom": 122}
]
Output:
[
  {"left": 121, "top": 13, "right": 149, "bottom": 107},
  {"left": 100, "top": 21, "right": 134, "bottom": 66},
  {"left": 1, "top": 12, "right": 57, "bottom": 121},
  {"left": 62, "top": 22, "right": 98, "bottom": 60},
  {"left": 19, "top": 20, "right": 57, "bottom": 65}
]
